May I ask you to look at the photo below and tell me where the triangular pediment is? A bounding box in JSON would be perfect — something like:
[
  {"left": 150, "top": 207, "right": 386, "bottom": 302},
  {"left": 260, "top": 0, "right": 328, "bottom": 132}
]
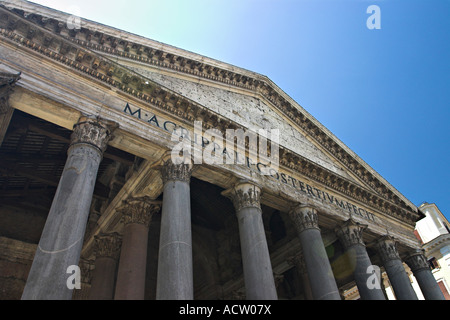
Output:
[
  {"left": 113, "top": 60, "right": 360, "bottom": 182},
  {"left": 0, "top": 0, "right": 422, "bottom": 224}
]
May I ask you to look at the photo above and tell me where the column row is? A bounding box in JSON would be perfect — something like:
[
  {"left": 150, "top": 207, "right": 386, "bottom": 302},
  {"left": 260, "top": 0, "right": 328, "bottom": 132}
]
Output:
[
  {"left": 20, "top": 116, "right": 444, "bottom": 300},
  {"left": 334, "top": 218, "right": 444, "bottom": 300}
]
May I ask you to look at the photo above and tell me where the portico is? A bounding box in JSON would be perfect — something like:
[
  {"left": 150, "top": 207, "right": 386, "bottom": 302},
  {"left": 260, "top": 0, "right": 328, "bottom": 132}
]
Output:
[{"left": 0, "top": 0, "right": 443, "bottom": 300}]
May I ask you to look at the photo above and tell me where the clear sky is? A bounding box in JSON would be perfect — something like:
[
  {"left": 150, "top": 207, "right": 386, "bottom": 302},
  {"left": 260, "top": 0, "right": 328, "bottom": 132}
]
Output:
[{"left": 27, "top": 0, "right": 450, "bottom": 221}]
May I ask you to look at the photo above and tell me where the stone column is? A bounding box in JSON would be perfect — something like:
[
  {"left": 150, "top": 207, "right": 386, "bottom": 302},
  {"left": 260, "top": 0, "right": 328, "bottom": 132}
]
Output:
[
  {"left": 89, "top": 232, "right": 122, "bottom": 300},
  {"left": 21, "top": 116, "right": 115, "bottom": 300},
  {"left": 223, "top": 180, "right": 278, "bottom": 300},
  {"left": 405, "top": 250, "right": 445, "bottom": 300},
  {"left": 156, "top": 156, "right": 194, "bottom": 300},
  {"left": 289, "top": 205, "right": 340, "bottom": 300},
  {"left": 335, "top": 219, "right": 385, "bottom": 300},
  {"left": 374, "top": 235, "right": 418, "bottom": 300},
  {"left": 288, "top": 252, "right": 313, "bottom": 300},
  {"left": 114, "top": 197, "right": 160, "bottom": 300}
]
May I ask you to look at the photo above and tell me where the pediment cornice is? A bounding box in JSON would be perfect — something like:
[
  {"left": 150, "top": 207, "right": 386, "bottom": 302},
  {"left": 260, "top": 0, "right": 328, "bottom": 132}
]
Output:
[{"left": 0, "top": 2, "right": 422, "bottom": 225}]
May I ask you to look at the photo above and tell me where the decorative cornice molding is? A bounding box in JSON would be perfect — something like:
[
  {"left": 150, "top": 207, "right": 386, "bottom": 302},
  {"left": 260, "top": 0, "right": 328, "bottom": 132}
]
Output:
[
  {"left": 289, "top": 205, "right": 320, "bottom": 234},
  {"left": 423, "top": 233, "right": 450, "bottom": 254},
  {"left": 335, "top": 219, "right": 367, "bottom": 249},
  {"left": 71, "top": 116, "right": 117, "bottom": 154},
  {"left": 405, "top": 250, "right": 430, "bottom": 273},
  {"left": 0, "top": 4, "right": 421, "bottom": 225},
  {"left": 374, "top": 235, "right": 401, "bottom": 264}
]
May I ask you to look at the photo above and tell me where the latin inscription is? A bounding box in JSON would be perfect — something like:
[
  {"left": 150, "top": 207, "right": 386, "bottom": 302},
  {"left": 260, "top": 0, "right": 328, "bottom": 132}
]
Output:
[{"left": 124, "top": 103, "right": 376, "bottom": 222}]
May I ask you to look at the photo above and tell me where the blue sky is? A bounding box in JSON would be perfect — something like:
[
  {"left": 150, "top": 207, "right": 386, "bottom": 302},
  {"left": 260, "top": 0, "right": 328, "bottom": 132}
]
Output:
[{"left": 29, "top": 0, "right": 450, "bottom": 221}]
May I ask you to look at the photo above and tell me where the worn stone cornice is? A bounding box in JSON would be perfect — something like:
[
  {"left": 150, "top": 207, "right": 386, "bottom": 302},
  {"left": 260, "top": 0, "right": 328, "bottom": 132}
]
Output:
[{"left": 0, "top": 4, "right": 421, "bottom": 226}]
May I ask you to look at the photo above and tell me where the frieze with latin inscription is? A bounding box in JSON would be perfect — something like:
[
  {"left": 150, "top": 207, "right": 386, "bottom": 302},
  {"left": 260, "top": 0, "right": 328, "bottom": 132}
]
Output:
[{"left": 124, "top": 103, "right": 377, "bottom": 223}]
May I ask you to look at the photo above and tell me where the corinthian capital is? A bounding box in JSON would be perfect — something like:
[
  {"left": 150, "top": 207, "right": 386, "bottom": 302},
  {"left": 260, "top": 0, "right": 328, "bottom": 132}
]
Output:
[
  {"left": 94, "top": 232, "right": 122, "bottom": 260},
  {"left": 335, "top": 218, "right": 367, "bottom": 249},
  {"left": 287, "top": 251, "right": 307, "bottom": 275},
  {"left": 289, "top": 205, "right": 319, "bottom": 233},
  {"left": 374, "top": 235, "right": 401, "bottom": 264},
  {"left": 0, "top": 72, "right": 21, "bottom": 114},
  {"left": 222, "top": 180, "right": 261, "bottom": 212},
  {"left": 405, "top": 250, "right": 430, "bottom": 273},
  {"left": 159, "top": 153, "right": 193, "bottom": 184},
  {"left": 118, "top": 196, "right": 161, "bottom": 228},
  {"left": 71, "top": 116, "right": 117, "bottom": 153}
]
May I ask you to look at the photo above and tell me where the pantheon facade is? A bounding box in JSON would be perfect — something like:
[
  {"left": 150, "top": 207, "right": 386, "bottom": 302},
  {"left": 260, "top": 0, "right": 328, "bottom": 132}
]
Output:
[{"left": 0, "top": 0, "right": 444, "bottom": 300}]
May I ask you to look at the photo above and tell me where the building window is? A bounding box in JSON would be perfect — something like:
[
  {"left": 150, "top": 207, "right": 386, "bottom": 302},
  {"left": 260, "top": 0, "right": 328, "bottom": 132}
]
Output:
[{"left": 428, "top": 257, "right": 440, "bottom": 270}]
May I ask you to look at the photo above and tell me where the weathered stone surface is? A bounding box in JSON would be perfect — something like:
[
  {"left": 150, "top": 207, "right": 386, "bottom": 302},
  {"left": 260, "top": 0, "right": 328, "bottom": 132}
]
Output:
[
  {"left": 156, "top": 161, "right": 194, "bottom": 300},
  {"left": 123, "top": 66, "right": 355, "bottom": 181},
  {"left": 21, "top": 117, "right": 114, "bottom": 300}
]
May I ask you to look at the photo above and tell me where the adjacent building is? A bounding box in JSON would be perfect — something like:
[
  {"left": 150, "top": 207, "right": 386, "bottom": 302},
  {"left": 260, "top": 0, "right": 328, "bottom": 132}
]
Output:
[{"left": 413, "top": 202, "right": 450, "bottom": 299}]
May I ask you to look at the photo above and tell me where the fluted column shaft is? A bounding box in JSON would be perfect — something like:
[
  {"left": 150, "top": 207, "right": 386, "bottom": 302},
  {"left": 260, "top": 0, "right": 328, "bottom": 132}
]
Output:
[
  {"left": 89, "top": 233, "right": 122, "bottom": 300},
  {"left": 223, "top": 181, "right": 277, "bottom": 300},
  {"left": 405, "top": 250, "right": 445, "bottom": 300},
  {"left": 289, "top": 205, "right": 340, "bottom": 300},
  {"left": 22, "top": 116, "right": 115, "bottom": 300},
  {"left": 335, "top": 219, "right": 385, "bottom": 300},
  {"left": 156, "top": 157, "right": 194, "bottom": 300},
  {"left": 114, "top": 197, "right": 160, "bottom": 300},
  {"left": 375, "top": 236, "right": 418, "bottom": 300}
]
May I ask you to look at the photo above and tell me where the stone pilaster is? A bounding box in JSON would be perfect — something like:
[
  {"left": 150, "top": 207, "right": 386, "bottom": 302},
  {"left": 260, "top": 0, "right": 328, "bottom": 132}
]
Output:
[
  {"left": 405, "top": 250, "right": 445, "bottom": 300},
  {"left": 156, "top": 155, "right": 194, "bottom": 300},
  {"left": 289, "top": 205, "right": 340, "bottom": 300},
  {"left": 89, "top": 232, "right": 122, "bottom": 300},
  {"left": 335, "top": 219, "right": 385, "bottom": 300},
  {"left": 22, "top": 116, "right": 115, "bottom": 300},
  {"left": 115, "top": 198, "right": 160, "bottom": 300},
  {"left": 374, "top": 236, "right": 418, "bottom": 300}
]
